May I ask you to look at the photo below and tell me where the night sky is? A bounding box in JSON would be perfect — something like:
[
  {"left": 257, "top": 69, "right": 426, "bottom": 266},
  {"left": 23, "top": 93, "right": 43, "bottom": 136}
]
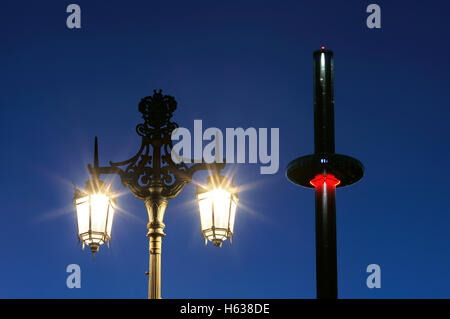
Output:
[{"left": 1, "top": 0, "right": 449, "bottom": 298}]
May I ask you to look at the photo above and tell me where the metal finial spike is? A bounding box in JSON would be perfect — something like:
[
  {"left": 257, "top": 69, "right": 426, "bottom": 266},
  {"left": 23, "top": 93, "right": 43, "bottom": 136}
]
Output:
[
  {"left": 94, "top": 136, "right": 99, "bottom": 169},
  {"left": 205, "top": 237, "right": 208, "bottom": 246},
  {"left": 82, "top": 243, "right": 85, "bottom": 251},
  {"left": 92, "top": 252, "right": 96, "bottom": 260}
]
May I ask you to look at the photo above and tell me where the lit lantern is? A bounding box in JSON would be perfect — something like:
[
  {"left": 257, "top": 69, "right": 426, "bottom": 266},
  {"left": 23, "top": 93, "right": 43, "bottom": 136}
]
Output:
[
  {"left": 196, "top": 174, "right": 238, "bottom": 247},
  {"left": 73, "top": 179, "right": 116, "bottom": 258}
]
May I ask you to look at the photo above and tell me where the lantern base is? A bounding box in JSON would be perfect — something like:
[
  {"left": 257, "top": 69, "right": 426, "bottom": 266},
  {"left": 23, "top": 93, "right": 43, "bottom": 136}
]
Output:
[
  {"left": 212, "top": 239, "right": 223, "bottom": 247},
  {"left": 89, "top": 243, "right": 99, "bottom": 259}
]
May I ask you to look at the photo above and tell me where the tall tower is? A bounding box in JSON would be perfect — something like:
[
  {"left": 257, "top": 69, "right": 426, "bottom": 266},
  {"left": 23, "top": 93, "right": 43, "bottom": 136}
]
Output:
[{"left": 286, "top": 47, "right": 364, "bottom": 299}]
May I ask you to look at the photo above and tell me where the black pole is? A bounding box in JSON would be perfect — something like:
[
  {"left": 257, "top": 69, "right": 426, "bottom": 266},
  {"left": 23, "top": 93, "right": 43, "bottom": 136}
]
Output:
[
  {"left": 286, "top": 47, "right": 364, "bottom": 300},
  {"left": 313, "top": 48, "right": 335, "bottom": 154},
  {"left": 314, "top": 179, "right": 337, "bottom": 299},
  {"left": 313, "top": 48, "right": 337, "bottom": 299}
]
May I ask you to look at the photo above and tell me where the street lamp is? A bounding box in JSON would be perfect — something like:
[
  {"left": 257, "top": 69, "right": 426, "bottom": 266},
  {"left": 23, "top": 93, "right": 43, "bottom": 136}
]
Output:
[
  {"left": 73, "top": 177, "right": 116, "bottom": 258},
  {"left": 196, "top": 174, "right": 238, "bottom": 247},
  {"left": 286, "top": 47, "right": 364, "bottom": 299},
  {"left": 72, "top": 90, "right": 238, "bottom": 299}
]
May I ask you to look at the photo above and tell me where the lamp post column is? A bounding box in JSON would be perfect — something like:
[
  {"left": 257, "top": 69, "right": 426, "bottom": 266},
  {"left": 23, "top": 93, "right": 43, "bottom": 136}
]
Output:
[{"left": 145, "top": 184, "right": 167, "bottom": 299}]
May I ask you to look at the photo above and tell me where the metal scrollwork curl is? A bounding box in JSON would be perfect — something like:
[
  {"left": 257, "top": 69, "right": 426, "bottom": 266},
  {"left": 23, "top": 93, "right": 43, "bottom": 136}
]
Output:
[{"left": 90, "top": 90, "right": 225, "bottom": 200}]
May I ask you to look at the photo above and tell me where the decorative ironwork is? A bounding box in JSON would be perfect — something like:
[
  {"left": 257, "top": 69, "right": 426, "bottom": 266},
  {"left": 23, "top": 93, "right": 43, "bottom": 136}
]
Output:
[
  {"left": 136, "top": 89, "right": 178, "bottom": 138},
  {"left": 88, "top": 90, "right": 225, "bottom": 200}
]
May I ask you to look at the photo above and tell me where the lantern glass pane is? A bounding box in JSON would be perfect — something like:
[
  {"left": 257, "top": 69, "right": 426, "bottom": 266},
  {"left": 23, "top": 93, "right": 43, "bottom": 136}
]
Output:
[
  {"left": 214, "top": 229, "right": 228, "bottom": 241},
  {"left": 75, "top": 195, "right": 90, "bottom": 235},
  {"left": 106, "top": 202, "right": 115, "bottom": 237},
  {"left": 90, "top": 194, "right": 110, "bottom": 234},
  {"left": 198, "top": 194, "right": 213, "bottom": 231},
  {"left": 211, "top": 189, "right": 231, "bottom": 230},
  {"left": 204, "top": 229, "right": 213, "bottom": 238},
  {"left": 229, "top": 197, "right": 238, "bottom": 233}
]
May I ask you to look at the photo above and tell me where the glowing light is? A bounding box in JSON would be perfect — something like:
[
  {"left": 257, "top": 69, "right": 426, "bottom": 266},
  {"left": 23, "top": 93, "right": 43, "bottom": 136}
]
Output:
[
  {"left": 74, "top": 179, "right": 116, "bottom": 258},
  {"left": 321, "top": 46, "right": 325, "bottom": 50},
  {"left": 310, "top": 174, "right": 340, "bottom": 187},
  {"left": 196, "top": 175, "right": 238, "bottom": 247}
]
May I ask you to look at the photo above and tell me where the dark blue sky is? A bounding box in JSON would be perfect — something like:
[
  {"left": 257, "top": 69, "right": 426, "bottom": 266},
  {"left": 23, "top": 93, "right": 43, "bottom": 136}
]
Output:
[{"left": 1, "top": 0, "right": 449, "bottom": 298}]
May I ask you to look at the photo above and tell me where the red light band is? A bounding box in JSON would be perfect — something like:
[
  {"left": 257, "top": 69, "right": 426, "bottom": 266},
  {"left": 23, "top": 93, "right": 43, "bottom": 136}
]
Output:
[{"left": 310, "top": 174, "right": 340, "bottom": 187}]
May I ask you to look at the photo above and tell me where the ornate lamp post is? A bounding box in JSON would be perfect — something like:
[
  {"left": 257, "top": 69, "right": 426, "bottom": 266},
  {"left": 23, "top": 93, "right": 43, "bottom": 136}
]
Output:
[
  {"left": 73, "top": 90, "right": 237, "bottom": 299},
  {"left": 286, "top": 48, "right": 364, "bottom": 299}
]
